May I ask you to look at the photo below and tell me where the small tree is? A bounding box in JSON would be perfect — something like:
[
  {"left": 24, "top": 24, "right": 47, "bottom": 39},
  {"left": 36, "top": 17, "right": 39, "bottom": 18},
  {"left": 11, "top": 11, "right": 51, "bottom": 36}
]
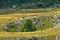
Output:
[{"left": 21, "top": 19, "right": 36, "bottom": 32}]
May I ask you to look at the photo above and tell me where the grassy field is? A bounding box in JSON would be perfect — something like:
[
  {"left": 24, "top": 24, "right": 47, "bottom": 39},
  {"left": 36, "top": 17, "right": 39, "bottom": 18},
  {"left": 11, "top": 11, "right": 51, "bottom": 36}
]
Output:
[
  {"left": 0, "top": 28, "right": 59, "bottom": 37},
  {"left": 0, "top": 10, "right": 58, "bottom": 31},
  {"left": 0, "top": 9, "right": 60, "bottom": 37}
]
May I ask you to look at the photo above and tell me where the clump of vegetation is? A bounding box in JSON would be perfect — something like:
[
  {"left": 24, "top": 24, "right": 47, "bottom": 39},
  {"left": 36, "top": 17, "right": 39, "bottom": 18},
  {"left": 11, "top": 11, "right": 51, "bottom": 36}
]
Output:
[
  {"left": 3, "top": 16, "right": 55, "bottom": 32},
  {"left": 21, "top": 19, "right": 36, "bottom": 32},
  {"left": 5, "top": 21, "right": 18, "bottom": 32},
  {"left": 4, "top": 19, "right": 37, "bottom": 32}
]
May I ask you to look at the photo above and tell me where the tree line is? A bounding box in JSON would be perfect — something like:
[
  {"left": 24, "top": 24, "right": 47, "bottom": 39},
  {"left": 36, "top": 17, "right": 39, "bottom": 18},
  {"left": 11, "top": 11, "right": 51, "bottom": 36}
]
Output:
[{"left": 0, "top": 0, "right": 60, "bottom": 9}]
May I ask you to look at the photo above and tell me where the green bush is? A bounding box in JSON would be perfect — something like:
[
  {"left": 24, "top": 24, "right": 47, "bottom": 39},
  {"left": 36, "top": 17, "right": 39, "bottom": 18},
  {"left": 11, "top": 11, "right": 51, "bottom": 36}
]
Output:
[{"left": 21, "top": 19, "right": 36, "bottom": 32}]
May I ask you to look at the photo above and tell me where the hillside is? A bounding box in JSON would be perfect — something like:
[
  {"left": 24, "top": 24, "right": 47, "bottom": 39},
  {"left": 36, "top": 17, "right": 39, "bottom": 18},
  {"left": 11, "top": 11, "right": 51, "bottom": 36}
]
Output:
[
  {"left": 0, "top": 9, "right": 60, "bottom": 40},
  {"left": 0, "top": 10, "right": 59, "bottom": 32}
]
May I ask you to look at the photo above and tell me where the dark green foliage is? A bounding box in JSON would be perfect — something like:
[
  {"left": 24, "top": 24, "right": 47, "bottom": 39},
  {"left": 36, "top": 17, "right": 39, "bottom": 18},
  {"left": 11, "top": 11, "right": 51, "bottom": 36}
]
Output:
[
  {"left": 21, "top": 19, "right": 36, "bottom": 32},
  {"left": 0, "top": 0, "right": 60, "bottom": 9}
]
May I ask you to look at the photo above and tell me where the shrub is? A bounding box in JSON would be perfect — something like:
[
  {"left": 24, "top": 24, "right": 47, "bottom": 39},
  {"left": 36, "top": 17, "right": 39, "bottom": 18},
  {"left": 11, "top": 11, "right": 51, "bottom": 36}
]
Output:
[{"left": 21, "top": 19, "right": 36, "bottom": 32}]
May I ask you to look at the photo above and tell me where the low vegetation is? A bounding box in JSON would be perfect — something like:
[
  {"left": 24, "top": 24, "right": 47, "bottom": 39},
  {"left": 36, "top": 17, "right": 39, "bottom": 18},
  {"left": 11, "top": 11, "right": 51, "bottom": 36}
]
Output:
[
  {"left": 3, "top": 15, "right": 59, "bottom": 32},
  {"left": 21, "top": 19, "right": 36, "bottom": 32}
]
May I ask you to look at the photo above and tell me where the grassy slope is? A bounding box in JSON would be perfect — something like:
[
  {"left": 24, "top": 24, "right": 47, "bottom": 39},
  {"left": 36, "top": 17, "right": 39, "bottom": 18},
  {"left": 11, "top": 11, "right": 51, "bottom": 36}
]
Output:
[
  {"left": 0, "top": 28, "right": 59, "bottom": 37},
  {"left": 0, "top": 10, "right": 60, "bottom": 36},
  {"left": 0, "top": 10, "right": 59, "bottom": 31}
]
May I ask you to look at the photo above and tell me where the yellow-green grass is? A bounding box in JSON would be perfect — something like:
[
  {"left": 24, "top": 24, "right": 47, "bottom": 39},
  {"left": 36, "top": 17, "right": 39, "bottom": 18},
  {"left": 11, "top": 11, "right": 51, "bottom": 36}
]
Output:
[
  {"left": 0, "top": 10, "right": 58, "bottom": 30},
  {"left": 0, "top": 10, "right": 59, "bottom": 37},
  {"left": 0, "top": 28, "right": 59, "bottom": 37}
]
